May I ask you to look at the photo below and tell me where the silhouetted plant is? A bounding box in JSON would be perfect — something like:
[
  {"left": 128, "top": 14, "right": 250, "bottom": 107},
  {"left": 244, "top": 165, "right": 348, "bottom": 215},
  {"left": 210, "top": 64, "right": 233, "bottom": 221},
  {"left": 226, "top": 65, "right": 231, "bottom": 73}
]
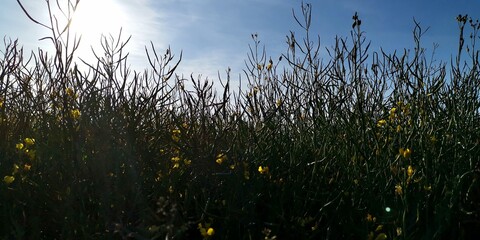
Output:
[{"left": 0, "top": 0, "right": 478, "bottom": 239}]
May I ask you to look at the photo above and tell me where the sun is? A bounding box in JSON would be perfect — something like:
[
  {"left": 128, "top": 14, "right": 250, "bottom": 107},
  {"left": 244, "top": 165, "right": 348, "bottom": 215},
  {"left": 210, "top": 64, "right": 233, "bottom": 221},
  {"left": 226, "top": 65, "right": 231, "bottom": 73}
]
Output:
[{"left": 69, "top": 0, "right": 129, "bottom": 55}]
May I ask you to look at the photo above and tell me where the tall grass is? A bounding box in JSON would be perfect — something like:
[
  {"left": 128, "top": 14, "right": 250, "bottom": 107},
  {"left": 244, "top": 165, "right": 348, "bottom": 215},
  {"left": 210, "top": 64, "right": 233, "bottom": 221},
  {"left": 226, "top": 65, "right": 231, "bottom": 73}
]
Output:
[{"left": 1, "top": 1, "right": 479, "bottom": 239}]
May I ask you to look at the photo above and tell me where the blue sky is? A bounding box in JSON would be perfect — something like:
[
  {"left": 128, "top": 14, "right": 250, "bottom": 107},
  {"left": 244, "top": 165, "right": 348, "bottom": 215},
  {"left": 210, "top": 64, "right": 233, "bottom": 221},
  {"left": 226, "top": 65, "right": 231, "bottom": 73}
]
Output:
[{"left": 1, "top": 0, "right": 479, "bottom": 85}]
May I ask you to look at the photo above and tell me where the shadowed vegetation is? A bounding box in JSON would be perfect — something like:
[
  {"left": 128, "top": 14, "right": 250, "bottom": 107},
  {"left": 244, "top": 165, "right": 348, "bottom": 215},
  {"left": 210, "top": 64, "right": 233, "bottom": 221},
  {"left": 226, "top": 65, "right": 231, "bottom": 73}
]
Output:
[{"left": 1, "top": 1, "right": 479, "bottom": 239}]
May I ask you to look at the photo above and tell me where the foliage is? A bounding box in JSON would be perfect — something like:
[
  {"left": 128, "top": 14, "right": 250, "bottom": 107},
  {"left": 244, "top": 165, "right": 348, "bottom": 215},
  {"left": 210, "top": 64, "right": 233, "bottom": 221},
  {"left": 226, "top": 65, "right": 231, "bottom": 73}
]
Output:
[{"left": 1, "top": 1, "right": 479, "bottom": 239}]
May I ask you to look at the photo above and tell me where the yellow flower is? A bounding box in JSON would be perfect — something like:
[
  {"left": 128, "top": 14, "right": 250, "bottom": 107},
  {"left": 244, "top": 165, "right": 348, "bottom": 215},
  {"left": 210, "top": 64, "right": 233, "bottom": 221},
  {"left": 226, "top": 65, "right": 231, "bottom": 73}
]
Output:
[
  {"left": 266, "top": 62, "right": 273, "bottom": 71},
  {"left": 258, "top": 166, "right": 269, "bottom": 174},
  {"left": 13, "top": 164, "right": 20, "bottom": 174},
  {"left": 171, "top": 156, "right": 181, "bottom": 162},
  {"left": 389, "top": 107, "right": 397, "bottom": 115},
  {"left": 198, "top": 223, "right": 215, "bottom": 238},
  {"left": 184, "top": 159, "right": 192, "bottom": 165},
  {"left": 388, "top": 107, "right": 397, "bottom": 121},
  {"left": 24, "top": 138, "right": 35, "bottom": 146},
  {"left": 396, "top": 125, "right": 402, "bottom": 133},
  {"left": 0, "top": 97, "right": 3, "bottom": 108},
  {"left": 276, "top": 99, "right": 282, "bottom": 107},
  {"left": 16, "top": 143, "right": 24, "bottom": 150},
  {"left": 407, "top": 165, "right": 414, "bottom": 177},
  {"left": 70, "top": 109, "right": 81, "bottom": 119},
  {"left": 206, "top": 228, "right": 215, "bottom": 236},
  {"left": 172, "top": 129, "right": 181, "bottom": 142},
  {"left": 399, "top": 148, "right": 412, "bottom": 158},
  {"left": 173, "top": 148, "right": 180, "bottom": 155},
  {"left": 216, "top": 153, "right": 227, "bottom": 165},
  {"left": 3, "top": 175, "right": 15, "bottom": 184},
  {"left": 24, "top": 163, "right": 32, "bottom": 171},
  {"left": 65, "top": 87, "right": 75, "bottom": 98},
  {"left": 395, "top": 184, "right": 403, "bottom": 195},
  {"left": 377, "top": 119, "right": 387, "bottom": 127},
  {"left": 366, "top": 213, "right": 376, "bottom": 222}
]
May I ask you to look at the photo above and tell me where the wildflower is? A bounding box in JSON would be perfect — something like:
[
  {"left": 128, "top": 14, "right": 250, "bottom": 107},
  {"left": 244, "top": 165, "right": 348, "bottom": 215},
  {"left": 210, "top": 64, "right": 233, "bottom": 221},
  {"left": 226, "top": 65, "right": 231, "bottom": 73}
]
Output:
[
  {"left": 377, "top": 119, "right": 387, "bottom": 127},
  {"left": 23, "top": 163, "right": 31, "bottom": 171},
  {"left": 0, "top": 97, "right": 3, "bottom": 108},
  {"left": 399, "top": 148, "right": 412, "bottom": 158},
  {"left": 70, "top": 109, "right": 81, "bottom": 119},
  {"left": 173, "top": 148, "right": 180, "bottom": 155},
  {"left": 266, "top": 60, "right": 273, "bottom": 71},
  {"left": 276, "top": 99, "right": 282, "bottom": 107},
  {"left": 172, "top": 129, "right": 181, "bottom": 142},
  {"left": 198, "top": 223, "right": 215, "bottom": 238},
  {"left": 16, "top": 143, "right": 24, "bottom": 150},
  {"left": 366, "top": 213, "right": 376, "bottom": 222},
  {"left": 395, "top": 184, "right": 403, "bottom": 195},
  {"left": 24, "top": 138, "right": 35, "bottom": 146},
  {"left": 216, "top": 153, "right": 227, "bottom": 165},
  {"left": 13, "top": 164, "right": 20, "bottom": 174},
  {"left": 389, "top": 107, "right": 397, "bottom": 119},
  {"left": 258, "top": 166, "right": 269, "bottom": 174},
  {"left": 396, "top": 125, "right": 402, "bottom": 133},
  {"left": 407, "top": 165, "right": 414, "bottom": 177},
  {"left": 184, "top": 159, "right": 192, "bottom": 165},
  {"left": 171, "top": 156, "right": 181, "bottom": 162},
  {"left": 3, "top": 175, "right": 15, "bottom": 184},
  {"left": 65, "top": 87, "right": 75, "bottom": 98},
  {"left": 257, "top": 64, "right": 263, "bottom": 70}
]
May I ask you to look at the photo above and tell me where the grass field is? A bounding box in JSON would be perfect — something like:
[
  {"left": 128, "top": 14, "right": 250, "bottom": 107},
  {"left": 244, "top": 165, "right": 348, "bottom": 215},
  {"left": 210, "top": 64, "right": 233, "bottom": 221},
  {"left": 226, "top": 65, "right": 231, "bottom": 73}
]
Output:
[{"left": 1, "top": 2, "right": 479, "bottom": 239}]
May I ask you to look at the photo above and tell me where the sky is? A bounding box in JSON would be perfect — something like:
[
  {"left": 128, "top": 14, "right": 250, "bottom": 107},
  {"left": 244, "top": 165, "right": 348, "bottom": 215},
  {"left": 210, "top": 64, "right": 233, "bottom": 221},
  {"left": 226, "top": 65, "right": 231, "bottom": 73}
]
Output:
[{"left": 1, "top": 0, "right": 480, "bottom": 88}]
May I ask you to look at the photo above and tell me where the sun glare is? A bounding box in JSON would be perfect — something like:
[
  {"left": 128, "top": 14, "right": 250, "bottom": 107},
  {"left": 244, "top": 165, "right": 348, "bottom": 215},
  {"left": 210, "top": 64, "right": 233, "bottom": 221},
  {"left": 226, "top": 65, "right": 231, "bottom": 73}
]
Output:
[{"left": 69, "top": 0, "right": 130, "bottom": 58}]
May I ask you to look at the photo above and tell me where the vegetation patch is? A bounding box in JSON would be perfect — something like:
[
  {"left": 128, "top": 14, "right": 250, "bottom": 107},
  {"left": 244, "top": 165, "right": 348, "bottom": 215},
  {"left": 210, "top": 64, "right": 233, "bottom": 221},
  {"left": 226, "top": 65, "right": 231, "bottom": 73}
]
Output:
[{"left": 1, "top": 1, "right": 479, "bottom": 239}]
